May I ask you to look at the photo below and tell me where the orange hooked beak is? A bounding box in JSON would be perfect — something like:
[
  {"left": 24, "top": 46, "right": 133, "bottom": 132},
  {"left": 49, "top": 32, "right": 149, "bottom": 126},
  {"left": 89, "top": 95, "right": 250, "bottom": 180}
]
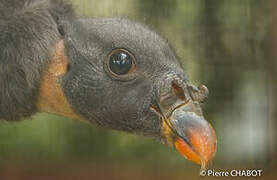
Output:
[{"left": 158, "top": 100, "right": 217, "bottom": 169}]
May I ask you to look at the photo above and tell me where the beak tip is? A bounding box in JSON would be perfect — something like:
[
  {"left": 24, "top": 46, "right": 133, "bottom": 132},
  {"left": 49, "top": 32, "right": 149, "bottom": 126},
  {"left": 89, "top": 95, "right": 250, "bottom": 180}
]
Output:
[{"left": 173, "top": 121, "right": 217, "bottom": 167}]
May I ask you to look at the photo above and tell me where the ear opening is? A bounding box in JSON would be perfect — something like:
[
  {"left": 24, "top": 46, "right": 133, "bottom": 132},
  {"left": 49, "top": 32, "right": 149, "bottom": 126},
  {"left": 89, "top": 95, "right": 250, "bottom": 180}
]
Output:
[{"left": 58, "top": 25, "right": 65, "bottom": 36}]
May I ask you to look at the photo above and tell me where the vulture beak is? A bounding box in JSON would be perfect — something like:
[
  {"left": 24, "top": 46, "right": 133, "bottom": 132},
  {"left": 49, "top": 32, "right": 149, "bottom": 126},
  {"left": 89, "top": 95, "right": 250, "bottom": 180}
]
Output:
[{"left": 151, "top": 83, "right": 217, "bottom": 169}]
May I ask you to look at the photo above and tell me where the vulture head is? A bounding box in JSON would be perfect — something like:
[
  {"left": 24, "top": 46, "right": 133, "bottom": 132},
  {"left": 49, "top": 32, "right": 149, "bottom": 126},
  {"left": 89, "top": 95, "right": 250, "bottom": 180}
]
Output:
[{"left": 0, "top": 0, "right": 216, "bottom": 169}]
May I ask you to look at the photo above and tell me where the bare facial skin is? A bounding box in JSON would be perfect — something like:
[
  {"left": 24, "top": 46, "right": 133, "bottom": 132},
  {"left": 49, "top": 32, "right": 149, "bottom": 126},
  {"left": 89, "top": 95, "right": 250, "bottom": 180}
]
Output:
[{"left": 0, "top": 0, "right": 216, "bottom": 168}]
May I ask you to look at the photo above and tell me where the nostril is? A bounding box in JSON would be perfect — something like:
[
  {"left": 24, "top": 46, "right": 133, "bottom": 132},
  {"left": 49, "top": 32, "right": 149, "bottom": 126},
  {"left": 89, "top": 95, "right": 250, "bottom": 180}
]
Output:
[
  {"left": 172, "top": 81, "right": 186, "bottom": 101},
  {"left": 159, "top": 80, "right": 188, "bottom": 116}
]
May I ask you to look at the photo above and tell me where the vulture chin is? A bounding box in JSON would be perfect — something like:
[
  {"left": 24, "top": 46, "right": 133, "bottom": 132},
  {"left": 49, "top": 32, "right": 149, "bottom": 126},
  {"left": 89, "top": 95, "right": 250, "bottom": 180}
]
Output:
[{"left": 0, "top": 0, "right": 216, "bottom": 168}]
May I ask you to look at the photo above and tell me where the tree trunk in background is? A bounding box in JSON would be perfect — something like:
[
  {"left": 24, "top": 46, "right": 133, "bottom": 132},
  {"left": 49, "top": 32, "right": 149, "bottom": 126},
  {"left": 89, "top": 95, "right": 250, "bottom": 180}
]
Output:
[
  {"left": 200, "top": 0, "right": 238, "bottom": 116},
  {"left": 266, "top": 0, "right": 277, "bottom": 166}
]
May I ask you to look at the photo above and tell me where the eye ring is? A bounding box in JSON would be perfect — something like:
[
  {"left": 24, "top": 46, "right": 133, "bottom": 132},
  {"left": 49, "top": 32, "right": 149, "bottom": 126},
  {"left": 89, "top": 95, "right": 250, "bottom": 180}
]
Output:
[
  {"left": 105, "top": 48, "right": 137, "bottom": 81},
  {"left": 107, "top": 48, "right": 136, "bottom": 76}
]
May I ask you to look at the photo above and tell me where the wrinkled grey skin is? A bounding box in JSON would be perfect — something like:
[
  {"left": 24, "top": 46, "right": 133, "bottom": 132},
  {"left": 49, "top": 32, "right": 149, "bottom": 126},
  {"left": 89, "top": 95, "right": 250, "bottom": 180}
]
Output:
[
  {"left": 62, "top": 18, "right": 189, "bottom": 138},
  {"left": 0, "top": 0, "right": 209, "bottom": 142}
]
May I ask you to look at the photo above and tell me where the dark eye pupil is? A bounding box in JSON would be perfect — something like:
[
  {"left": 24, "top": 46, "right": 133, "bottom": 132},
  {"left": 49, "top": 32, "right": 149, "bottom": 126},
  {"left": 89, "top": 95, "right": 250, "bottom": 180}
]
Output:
[{"left": 109, "top": 51, "right": 132, "bottom": 75}]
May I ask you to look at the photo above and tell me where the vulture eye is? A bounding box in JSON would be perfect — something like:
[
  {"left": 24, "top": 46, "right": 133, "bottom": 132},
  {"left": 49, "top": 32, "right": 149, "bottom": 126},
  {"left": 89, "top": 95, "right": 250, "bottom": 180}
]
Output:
[{"left": 107, "top": 49, "right": 135, "bottom": 76}]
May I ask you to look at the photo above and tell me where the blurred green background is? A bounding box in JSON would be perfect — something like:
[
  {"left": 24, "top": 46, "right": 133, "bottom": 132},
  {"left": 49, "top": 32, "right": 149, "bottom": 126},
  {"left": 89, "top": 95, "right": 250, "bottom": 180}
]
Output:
[{"left": 1, "top": 0, "right": 277, "bottom": 179}]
